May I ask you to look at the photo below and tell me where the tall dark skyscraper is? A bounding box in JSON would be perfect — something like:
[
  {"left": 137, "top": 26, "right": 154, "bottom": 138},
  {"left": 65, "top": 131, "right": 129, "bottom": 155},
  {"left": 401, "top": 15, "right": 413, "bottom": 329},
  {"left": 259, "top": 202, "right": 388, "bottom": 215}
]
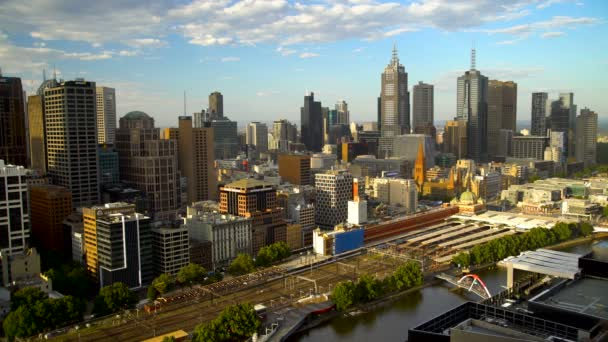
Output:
[
  {"left": 412, "top": 81, "right": 434, "bottom": 134},
  {"left": 531, "top": 92, "right": 548, "bottom": 136},
  {"left": 379, "top": 46, "right": 409, "bottom": 158},
  {"left": 457, "top": 49, "right": 488, "bottom": 162},
  {"left": 0, "top": 73, "right": 27, "bottom": 167},
  {"left": 301, "top": 92, "right": 323, "bottom": 152},
  {"left": 550, "top": 93, "right": 576, "bottom": 157},
  {"left": 487, "top": 80, "right": 516, "bottom": 159}
]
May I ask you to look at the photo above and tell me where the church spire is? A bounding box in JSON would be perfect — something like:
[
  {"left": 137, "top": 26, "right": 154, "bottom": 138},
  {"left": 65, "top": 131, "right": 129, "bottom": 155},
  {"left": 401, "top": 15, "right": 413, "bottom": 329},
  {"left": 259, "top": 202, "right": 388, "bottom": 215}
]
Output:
[{"left": 414, "top": 141, "right": 425, "bottom": 192}]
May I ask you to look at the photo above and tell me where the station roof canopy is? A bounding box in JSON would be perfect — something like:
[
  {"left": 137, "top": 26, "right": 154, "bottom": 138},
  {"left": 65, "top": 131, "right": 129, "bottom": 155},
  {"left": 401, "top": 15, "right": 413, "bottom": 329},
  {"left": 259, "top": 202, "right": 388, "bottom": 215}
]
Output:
[{"left": 504, "top": 249, "right": 581, "bottom": 279}]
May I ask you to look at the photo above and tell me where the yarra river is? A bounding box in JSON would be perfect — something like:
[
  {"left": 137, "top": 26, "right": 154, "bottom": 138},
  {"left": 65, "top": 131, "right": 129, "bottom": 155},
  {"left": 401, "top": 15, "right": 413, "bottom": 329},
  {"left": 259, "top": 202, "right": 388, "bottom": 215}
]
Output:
[{"left": 293, "top": 241, "right": 599, "bottom": 342}]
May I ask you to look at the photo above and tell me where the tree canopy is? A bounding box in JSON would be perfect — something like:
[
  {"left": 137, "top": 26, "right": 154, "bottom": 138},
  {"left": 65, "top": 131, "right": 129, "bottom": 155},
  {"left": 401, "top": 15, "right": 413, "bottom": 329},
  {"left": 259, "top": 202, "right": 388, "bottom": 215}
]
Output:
[
  {"left": 255, "top": 242, "right": 291, "bottom": 267},
  {"left": 151, "top": 273, "right": 175, "bottom": 295},
  {"left": 228, "top": 253, "right": 255, "bottom": 276},
  {"left": 43, "top": 262, "right": 91, "bottom": 299},
  {"left": 192, "top": 303, "right": 261, "bottom": 341},
  {"left": 177, "top": 263, "right": 207, "bottom": 286},
  {"left": 92, "top": 282, "right": 137, "bottom": 316}
]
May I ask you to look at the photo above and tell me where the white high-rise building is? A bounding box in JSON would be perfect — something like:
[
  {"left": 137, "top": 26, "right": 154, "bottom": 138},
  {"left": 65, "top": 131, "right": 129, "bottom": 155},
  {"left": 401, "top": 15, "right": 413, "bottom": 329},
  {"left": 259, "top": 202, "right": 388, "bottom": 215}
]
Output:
[
  {"left": 315, "top": 170, "right": 353, "bottom": 229},
  {"left": 0, "top": 160, "right": 30, "bottom": 256},
  {"left": 246, "top": 121, "right": 268, "bottom": 153},
  {"left": 96, "top": 86, "right": 116, "bottom": 144}
]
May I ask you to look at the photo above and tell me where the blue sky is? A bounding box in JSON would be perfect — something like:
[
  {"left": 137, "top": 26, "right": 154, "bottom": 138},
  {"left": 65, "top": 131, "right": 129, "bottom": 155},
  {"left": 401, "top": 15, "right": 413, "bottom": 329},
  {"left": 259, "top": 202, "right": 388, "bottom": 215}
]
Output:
[{"left": 0, "top": 0, "right": 606, "bottom": 128}]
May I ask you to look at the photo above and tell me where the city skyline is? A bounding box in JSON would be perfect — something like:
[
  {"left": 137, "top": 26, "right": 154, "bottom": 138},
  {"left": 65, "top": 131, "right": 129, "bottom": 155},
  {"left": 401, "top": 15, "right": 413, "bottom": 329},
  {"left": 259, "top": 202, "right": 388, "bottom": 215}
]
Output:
[{"left": 0, "top": 0, "right": 605, "bottom": 128}]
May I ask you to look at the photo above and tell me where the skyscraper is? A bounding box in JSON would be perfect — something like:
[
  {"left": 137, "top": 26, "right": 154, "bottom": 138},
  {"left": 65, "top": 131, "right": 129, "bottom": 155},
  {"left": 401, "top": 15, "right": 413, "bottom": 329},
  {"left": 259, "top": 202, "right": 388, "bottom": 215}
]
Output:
[
  {"left": 246, "top": 121, "right": 268, "bottom": 153},
  {"left": 487, "top": 80, "right": 517, "bottom": 158},
  {"left": 412, "top": 81, "right": 434, "bottom": 134},
  {"left": 443, "top": 120, "right": 468, "bottom": 159},
  {"left": 96, "top": 86, "right": 116, "bottom": 144},
  {"left": 29, "top": 185, "right": 72, "bottom": 256},
  {"left": 207, "top": 117, "right": 239, "bottom": 159},
  {"left": 301, "top": 92, "right": 323, "bottom": 152},
  {"left": 336, "top": 100, "right": 349, "bottom": 124},
  {"left": 550, "top": 93, "right": 576, "bottom": 157},
  {"left": 178, "top": 116, "right": 217, "bottom": 202},
  {"left": 0, "top": 160, "right": 30, "bottom": 256},
  {"left": 272, "top": 119, "right": 298, "bottom": 152},
  {"left": 27, "top": 94, "right": 46, "bottom": 173},
  {"left": 531, "top": 92, "right": 549, "bottom": 136},
  {"left": 209, "top": 91, "right": 223, "bottom": 119},
  {"left": 315, "top": 170, "right": 353, "bottom": 229},
  {"left": 379, "top": 46, "right": 410, "bottom": 158},
  {"left": 44, "top": 80, "right": 100, "bottom": 208},
  {"left": 0, "top": 73, "right": 27, "bottom": 167},
  {"left": 115, "top": 111, "right": 179, "bottom": 220},
  {"left": 457, "top": 49, "right": 488, "bottom": 162},
  {"left": 575, "top": 108, "right": 597, "bottom": 168}
]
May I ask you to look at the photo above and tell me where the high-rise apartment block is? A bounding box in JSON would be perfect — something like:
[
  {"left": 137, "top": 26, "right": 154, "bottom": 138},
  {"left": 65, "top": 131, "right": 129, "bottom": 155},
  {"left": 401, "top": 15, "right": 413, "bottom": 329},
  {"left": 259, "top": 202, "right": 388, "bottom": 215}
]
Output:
[
  {"left": 151, "top": 227, "right": 190, "bottom": 276},
  {"left": 96, "top": 86, "right": 116, "bottom": 144},
  {"left": 457, "top": 50, "right": 488, "bottom": 162},
  {"left": 412, "top": 81, "right": 434, "bottom": 135},
  {"left": 315, "top": 170, "right": 353, "bottom": 229},
  {"left": 29, "top": 185, "right": 72, "bottom": 256},
  {"left": 178, "top": 117, "right": 217, "bottom": 202},
  {"left": 209, "top": 91, "right": 223, "bottom": 119},
  {"left": 301, "top": 92, "right": 323, "bottom": 152},
  {"left": 576, "top": 108, "right": 598, "bottom": 168},
  {"left": 531, "top": 92, "right": 549, "bottom": 136},
  {"left": 246, "top": 121, "right": 268, "bottom": 153},
  {"left": 278, "top": 154, "right": 311, "bottom": 186},
  {"left": 115, "top": 111, "right": 179, "bottom": 220},
  {"left": 83, "top": 203, "right": 152, "bottom": 288},
  {"left": 487, "top": 80, "right": 517, "bottom": 158},
  {"left": 0, "top": 74, "right": 27, "bottom": 167},
  {"left": 379, "top": 47, "right": 410, "bottom": 158},
  {"left": 44, "top": 80, "right": 100, "bottom": 208},
  {"left": 0, "top": 160, "right": 30, "bottom": 256}
]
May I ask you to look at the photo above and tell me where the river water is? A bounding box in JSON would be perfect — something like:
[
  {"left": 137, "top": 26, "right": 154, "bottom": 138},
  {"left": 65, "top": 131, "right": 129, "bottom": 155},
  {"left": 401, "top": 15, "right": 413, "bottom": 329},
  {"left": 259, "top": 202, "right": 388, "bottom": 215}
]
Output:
[{"left": 293, "top": 241, "right": 599, "bottom": 342}]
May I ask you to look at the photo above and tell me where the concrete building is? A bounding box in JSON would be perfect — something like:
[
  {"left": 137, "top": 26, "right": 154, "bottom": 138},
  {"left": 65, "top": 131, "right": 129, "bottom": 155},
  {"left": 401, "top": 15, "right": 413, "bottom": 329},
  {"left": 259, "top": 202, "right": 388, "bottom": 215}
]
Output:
[
  {"left": 278, "top": 154, "right": 311, "bottom": 186},
  {"left": 511, "top": 136, "right": 548, "bottom": 160},
  {"left": 379, "top": 46, "right": 410, "bottom": 158},
  {"left": 371, "top": 178, "right": 418, "bottom": 214},
  {"left": 44, "top": 80, "right": 99, "bottom": 208},
  {"left": 443, "top": 120, "right": 468, "bottom": 159},
  {"left": 208, "top": 91, "right": 223, "bottom": 119},
  {"left": 29, "top": 185, "right": 72, "bottom": 256},
  {"left": 292, "top": 203, "right": 315, "bottom": 247},
  {"left": 531, "top": 92, "right": 549, "bottom": 136},
  {"left": 27, "top": 95, "right": 46, "bottom": 173},
  {"left": 185, "top": 206, "right": 252, "bottom": 269},
  {"left": 83, "top": 203, "right": 152, "bottom": 288},
  {"left": 457, "top": 49, "right": 488, "bottom": 162},
  {"left": 271, "top": 119, "right": 298, "bottom": 152},
  {"left": 0, "top": 248, "right": 41, "bottom": 287},
  {"left": 115, "top": 111, "right": 179, "bottom": 220},
  {"left": 0, "top": 160, "right": 30, "bottom": 256},
  {"left": 575, "top": 108, "right": 597, "bottom": 168},
  {"left": 315, "top": 170, "right": 353, "bottom": 229},
  {"left": 151, "top": 227, "right": 190, "bottom": 276},
  {"left": 246, "top": 121, "right": 268, "bottom": 153},
  {"left": 487, "top": 80, "right": 517, "bottom": 158},
  {"left": 412, "top": 81, "right": 434, "bottom": 135},
  {"left": 301, "top": 92, "right": 323, "bottom": 152},
  {"left": 98, "top": 145, "right": 119, "bottom": 185},
  {"left": 96, "top": 86, "right": 116, "bottom": 144},
  {"left": 0, "top": 74, "right": 27, "bottom": 167},
  {"left": 178, "top": 116, "right": 217, "bottom": 202},
  {"left": 310, "top": 153, "right": 336, "bottom": 169}
]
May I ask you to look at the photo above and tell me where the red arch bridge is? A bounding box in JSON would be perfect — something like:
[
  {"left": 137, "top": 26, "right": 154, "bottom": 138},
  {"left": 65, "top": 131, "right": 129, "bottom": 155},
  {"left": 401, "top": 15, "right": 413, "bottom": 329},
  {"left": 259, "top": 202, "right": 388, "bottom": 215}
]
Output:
[{"left": 436, "top": 273, "right": 492, "bottom": 300}]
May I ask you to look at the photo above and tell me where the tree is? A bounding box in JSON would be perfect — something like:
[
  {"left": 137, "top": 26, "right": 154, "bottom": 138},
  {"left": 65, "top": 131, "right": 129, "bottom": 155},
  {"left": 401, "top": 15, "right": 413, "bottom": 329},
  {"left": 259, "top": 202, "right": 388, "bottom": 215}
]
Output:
[
  {"left": 255, "top": 242, "right": 291, "bottom": 267},
  {"left": 11, "top": 287, "right": 47, "bottom": 311},
  {"left": 603, "top": 205, "right": 608, "bottom": 218},
  {"left": 552, "top": 222, "right": 572, "bottom": 242},
  {"left": 177, "top": 263, "right": 207, "bottom": 286},
  {"left": 355, "top": 274, "right": 383, "bottom": 303},
  {"left": 579, "top": 222, "right": 594, "bottom": 237},
  {"left": 147, "top": 286, "right": 159, "bottom": 301},
  {"left": 331, "top": 281, "right": 356, "bottom": 311},
  {"left": 451, "top": 252, "right": 470, "bottom": 268},
  {"left": 93, "top": 282, "right": 137, "bottom": 316},
  {"left": 192, "top": 303, "right": 261, "bottom": 342},
  {"left": 152, "top": 273, "right": 175, "bottom": 295},
  {"left": 3, "top": 305, "right": 39, "bottom": 339},
  {"left": 44, "top": 263, "right": 91, "bottom": 299},
  {"left": 228, "top": 253, "right": 255, "bottom": 276}
]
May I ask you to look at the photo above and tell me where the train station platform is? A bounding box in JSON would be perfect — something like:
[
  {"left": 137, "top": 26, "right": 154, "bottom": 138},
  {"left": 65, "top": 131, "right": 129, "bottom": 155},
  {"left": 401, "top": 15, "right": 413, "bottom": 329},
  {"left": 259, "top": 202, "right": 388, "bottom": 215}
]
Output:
[{"left": 503, "top": 249, "right": 581, "bottom": 289}]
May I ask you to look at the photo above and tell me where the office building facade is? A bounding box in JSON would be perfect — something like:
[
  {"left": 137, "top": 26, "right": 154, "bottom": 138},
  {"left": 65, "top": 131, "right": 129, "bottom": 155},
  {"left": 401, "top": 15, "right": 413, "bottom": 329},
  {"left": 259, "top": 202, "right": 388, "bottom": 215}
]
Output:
[
  {"left": 98, "top": 145, "right": 119, "bottom": 185},
  {"left": 27, "top": 95, "right": 46, "bottom": 173},
  {"left": 0, "top": 74, "right": 27, "bottom": 167},
  {"left": 511, "top": 136, "right": 548, "bottom": 160},
  {"left": 178, "top": 116, "right": 217, "bottom": 202},
  {"left": 487, "top": 80, "right": 517, "bottom": 158},
  {"left": 44, "top": 80, "right": 100, "bottom": 208},
  {"left": 531, "top": 92, "right": 549, "bottom": 136},
  {"left": 278, "top": 154, "right": 311, "bottom": 186},
  {"left": 315, "top": 170, "right": 353, "bottom": 229},
  {"left": 301, "top": 92, "right": 323, "bottom": 152},
  {"left": 0, "top": 160, "right": 30, "bottom": 256},
  {"left": 443, "top": 120, "right": 468, "bottom": 159},
  {"left": 576, "top": 108, "right": 598, "bottom": 168},
  {"left": 246, "top": 121, "right": 268, "bottom": 153},
  {"left": 412, "top": 82, "right": 434, "bottom": 134},
  {"left": 95, "top": 86, "right": 116, "bottom": 144},
  {"left": 29, "top": 185, "right": 72, "bottom": 256},
  {"left": 151, "top": 227, "right": 190, "bottom": 276},
  {"left": 209, "top": 91, "right": 224, "bottom": 119}
]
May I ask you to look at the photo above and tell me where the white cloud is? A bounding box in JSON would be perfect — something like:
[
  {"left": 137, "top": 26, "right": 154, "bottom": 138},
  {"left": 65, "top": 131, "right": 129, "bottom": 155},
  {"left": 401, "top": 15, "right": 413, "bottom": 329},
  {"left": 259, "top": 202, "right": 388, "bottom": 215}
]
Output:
[
  {"left": 256, "top": 91, "right": 279, "bottom": 97},
  {"left": 119, "top": 50, "right": 138, "bottom": 57},
  {"left": 276, "top": 46, "right": 296, "bottom": 56},
  {"left": 221, "top": 56, "right": 240, "bottom": 62},
  {"left": 126, "top": 38, "right": 167, "bottom": 48},
  {"left": 299, "top": 52, "right": 319, "bottom": 59},
  {"left": 541, "top": 31, "right": 565, "bottom": 38},
  {"left": 537, "top": 0, "right": 574, "bottom": 9}
]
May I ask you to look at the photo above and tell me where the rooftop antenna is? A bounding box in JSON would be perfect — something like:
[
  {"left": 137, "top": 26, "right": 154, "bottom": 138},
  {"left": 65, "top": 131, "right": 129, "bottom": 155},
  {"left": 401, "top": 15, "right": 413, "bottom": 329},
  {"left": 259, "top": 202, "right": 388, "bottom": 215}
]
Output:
[
  {"left": 471, "top": 41, "right": 476, "bottom": 70},
  {"left": 52, "top": 64, "right": 57, "bottom": 80},
  {"left": 392, "top": 43, "right": 398, "bottom": 65}
]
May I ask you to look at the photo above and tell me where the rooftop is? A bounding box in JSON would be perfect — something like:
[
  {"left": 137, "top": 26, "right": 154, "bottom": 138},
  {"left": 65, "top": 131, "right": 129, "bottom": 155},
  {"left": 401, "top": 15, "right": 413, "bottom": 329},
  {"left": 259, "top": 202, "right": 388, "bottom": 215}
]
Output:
[
  {"left": 535, "top": 277, "right": 608, "bottom": 320},
  {"left": 122, "top": 110, "right": 151, "bottom": 120},
  {"left": 224, "top": 178, "right": 273, "bottom": 190}
]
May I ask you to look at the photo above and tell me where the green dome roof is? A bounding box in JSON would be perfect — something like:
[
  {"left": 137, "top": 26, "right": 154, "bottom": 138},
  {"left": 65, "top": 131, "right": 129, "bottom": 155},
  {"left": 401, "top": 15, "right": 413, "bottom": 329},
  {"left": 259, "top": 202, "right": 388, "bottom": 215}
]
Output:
[
  {"left": 123, "top": 111, "right": 151, "bottom": 120},
  {"left": 459, "top": 191, "right": 477, "bottom": 205}
]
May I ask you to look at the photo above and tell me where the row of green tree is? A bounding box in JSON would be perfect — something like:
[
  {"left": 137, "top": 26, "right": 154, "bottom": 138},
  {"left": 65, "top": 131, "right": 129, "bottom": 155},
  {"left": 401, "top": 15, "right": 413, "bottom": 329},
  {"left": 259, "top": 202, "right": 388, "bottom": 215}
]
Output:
[
  {"left": 3, "top": 288, "right": 85, "bottom": 340},
  {"left": 452, "top": 222, "right": 594, "bottom": 267},
  {"left": 228, "top": 242, "right": 292, "bottom": 276},
  {"left": 192, "top": 303, "right": 261, "bottom": 342},
  {"left": 148, "top": 263, "right": 221, "bottom": 300},
  {"left": 43, "top": 262, "right": 92, "bottom": 299},
  {"left": 331, "top": 262, "right": 423, "bottom": 311}
]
